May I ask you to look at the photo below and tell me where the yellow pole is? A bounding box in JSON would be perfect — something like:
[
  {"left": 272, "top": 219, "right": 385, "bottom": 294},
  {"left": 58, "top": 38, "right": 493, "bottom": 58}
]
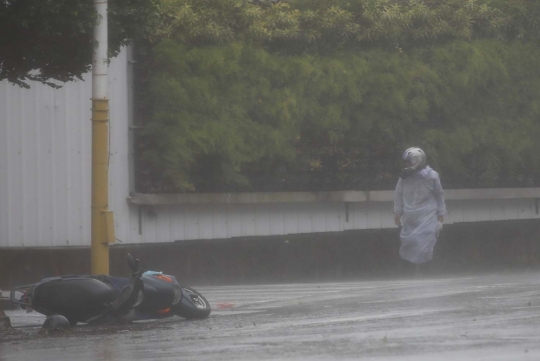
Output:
[
  {"left": 91, "top": 0, "right": 112, "bottom": 275},
  {"left": 91, "top": 98, "right": 111, "bottom": 275}
]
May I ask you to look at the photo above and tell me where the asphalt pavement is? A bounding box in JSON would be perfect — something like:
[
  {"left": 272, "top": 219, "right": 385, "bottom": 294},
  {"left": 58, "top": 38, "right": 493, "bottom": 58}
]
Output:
[{"left": 2, "top": 271, "right": 540, "bottom": 360}]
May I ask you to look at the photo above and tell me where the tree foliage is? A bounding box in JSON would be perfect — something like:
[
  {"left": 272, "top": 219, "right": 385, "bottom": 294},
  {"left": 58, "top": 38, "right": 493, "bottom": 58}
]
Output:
[
  {"left": 136, "top": 0, "right": 540, "bottom": 192},
  {"left": 0, "top": 0, "right": 158, "bottom": 88},
  {"left": 151, "top": 0, "right": 540, "bottom": 46}
]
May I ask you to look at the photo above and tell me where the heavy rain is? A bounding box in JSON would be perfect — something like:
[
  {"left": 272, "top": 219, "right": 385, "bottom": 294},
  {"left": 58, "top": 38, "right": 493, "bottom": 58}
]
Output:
[{"left": 3, "top": 1, "right": 540, "bottom": 360}]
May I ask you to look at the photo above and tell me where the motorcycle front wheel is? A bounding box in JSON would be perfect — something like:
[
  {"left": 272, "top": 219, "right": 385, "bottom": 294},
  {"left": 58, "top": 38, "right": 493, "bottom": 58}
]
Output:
[{"left": 174, "top": 286, "right": 211, "bottom": 320}]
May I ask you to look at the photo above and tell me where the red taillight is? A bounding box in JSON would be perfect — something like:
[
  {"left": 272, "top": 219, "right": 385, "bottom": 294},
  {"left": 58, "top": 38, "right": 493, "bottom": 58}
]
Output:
[
  {"left": 155, "top": 274, "right": 174, "bottom": 283},
  {"left": 157, "top": 308, "right": 171, "bottom": 315}
]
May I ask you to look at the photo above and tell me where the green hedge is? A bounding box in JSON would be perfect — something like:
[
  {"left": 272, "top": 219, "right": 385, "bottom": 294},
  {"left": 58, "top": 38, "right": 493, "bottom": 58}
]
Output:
[
  {"left": 135, "top": 0, "right": 540, "bottom": 192},
  {"left": 137, "top": 39, "right": 540, "bottom": 192}
]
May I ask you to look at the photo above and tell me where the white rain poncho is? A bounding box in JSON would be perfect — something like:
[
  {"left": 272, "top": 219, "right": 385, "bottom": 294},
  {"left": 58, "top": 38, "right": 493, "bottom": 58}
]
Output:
[{"left": 394, "top": 166, "right": 446, "bottom": 264}]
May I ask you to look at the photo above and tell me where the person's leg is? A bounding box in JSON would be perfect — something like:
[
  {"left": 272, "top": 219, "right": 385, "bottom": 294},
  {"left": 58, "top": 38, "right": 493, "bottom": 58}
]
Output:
[
  {"left": 415, "top": 261, "right": 434, "bottom": 278},
  {"left": 414, "top": 263, "right": 421, "bottom": 278},
  {"left": 399, "top": 258, "right": 416, "bottom": 278}
]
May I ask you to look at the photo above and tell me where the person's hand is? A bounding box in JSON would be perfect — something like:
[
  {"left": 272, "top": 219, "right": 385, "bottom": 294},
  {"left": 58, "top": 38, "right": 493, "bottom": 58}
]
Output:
[
  {"left": 394, "top": 214, "right": 402, "bottom": 227},
  {"left": 437, "top": 215, "right": 444, "bottom": 223}
]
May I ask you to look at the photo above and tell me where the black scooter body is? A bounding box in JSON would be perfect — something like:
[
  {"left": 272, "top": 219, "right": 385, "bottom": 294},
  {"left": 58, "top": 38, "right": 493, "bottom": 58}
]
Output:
[
  {"left": 138, "top": 275, "right": 178, "bottom": 313},
  {"left": 11, "top": 254, "right": 145, "bottom": 325},
  {"left": 30, "top": 276, "right": 116, "bottom": 323},
  {"left": 10, "top": 255, "right": 211, "bottom": 324},
  {"left": 106, "top": 273, "right": 211, "bottom": 320}
]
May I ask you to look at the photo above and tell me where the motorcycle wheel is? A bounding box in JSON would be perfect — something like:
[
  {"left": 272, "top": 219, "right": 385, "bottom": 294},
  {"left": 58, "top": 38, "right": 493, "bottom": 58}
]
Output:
[{"left": 174, "top": 286, "right": 211, "bottom": 320}]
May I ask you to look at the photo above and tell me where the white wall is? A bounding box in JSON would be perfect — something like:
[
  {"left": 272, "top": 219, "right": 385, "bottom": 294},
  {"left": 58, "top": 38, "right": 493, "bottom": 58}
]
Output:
[
  {"left": 0, "top": 48, "right": 131, "bottom": 247},
  {"left": 122, "top": 198, "right": 540, "bottom": 244}
]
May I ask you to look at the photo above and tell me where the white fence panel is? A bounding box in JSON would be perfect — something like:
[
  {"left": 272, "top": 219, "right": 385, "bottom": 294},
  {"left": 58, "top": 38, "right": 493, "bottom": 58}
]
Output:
[{"left": 0, "top": 49, "right": 131, "bottom": 248}]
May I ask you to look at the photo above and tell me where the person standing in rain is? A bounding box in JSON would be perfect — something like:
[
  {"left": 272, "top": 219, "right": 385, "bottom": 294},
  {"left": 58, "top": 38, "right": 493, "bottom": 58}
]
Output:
[{"left": 394, "top": 147, "right": 446, "bottom": 274}]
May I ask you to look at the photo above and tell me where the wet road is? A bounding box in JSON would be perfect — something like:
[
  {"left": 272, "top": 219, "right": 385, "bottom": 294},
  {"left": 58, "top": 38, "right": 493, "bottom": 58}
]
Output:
[{"left": 2, "top": 272, "right": 540, "bottom": 360}]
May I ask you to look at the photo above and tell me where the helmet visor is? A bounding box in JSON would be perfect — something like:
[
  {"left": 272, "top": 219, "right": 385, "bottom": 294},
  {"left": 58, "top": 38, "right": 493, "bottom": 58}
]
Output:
[{"left": 402, "top": 159, "right": 413, "bottom": 168}]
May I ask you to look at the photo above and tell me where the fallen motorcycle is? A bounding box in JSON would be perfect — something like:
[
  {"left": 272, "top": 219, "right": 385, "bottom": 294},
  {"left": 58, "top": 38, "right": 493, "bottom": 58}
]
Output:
[{"left": 10, "top": 254, "right": 211, "bottom": 326}]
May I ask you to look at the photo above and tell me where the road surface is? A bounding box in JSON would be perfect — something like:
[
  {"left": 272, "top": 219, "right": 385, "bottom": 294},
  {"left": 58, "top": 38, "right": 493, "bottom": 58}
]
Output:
[{"left": 2, "top": 272, "right": 540, "bottom": 360}]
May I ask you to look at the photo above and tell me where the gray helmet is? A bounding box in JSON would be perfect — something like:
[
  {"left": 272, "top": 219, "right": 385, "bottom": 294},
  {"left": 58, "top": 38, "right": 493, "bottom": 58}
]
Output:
[{"left": 401, "top": 147, "right": 426, "bottom": 178}]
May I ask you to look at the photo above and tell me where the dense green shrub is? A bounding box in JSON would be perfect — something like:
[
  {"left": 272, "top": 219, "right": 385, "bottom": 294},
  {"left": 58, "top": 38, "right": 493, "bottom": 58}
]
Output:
[{"left": 136, "top": 0, "right": 540, "bottom": 192}]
